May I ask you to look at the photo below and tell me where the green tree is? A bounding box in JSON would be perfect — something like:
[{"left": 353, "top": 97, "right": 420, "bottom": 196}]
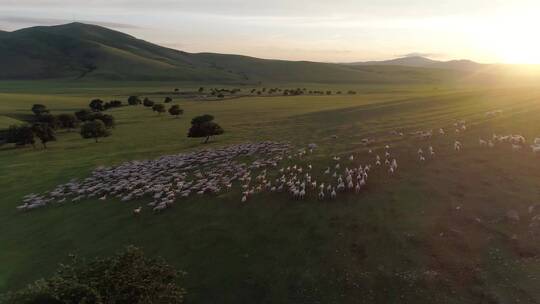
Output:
[
  {"left": 143, "top": 98, "right": 154, "bottom": 107},
  {"left": 164, "top": 97, "right": 173, "bottom": 103},
  {"left": 57, "top": 113, "right": 80, "bottom": 130},
  {"left": 127, "top": 96, "right": 142, "bottom": 105},
  {"left": 89, "top": 113, "right": 115, "bottom": 128},
  {"left": 75, "top": 109, "right": 92, "bottom": 122},
  {"left": 152, "top": 103, "right": 166, "bottom": 115},
  {"left": 36, "top": 114, "right": 60, "bottom": 130},
  {"left": 1, "top": 246, "right": 186, "bottom": 304},
  {"left": 89, "top": 99, "right": 105, "bottom": 112},
  {"left": 80, "top": 120, "right": 110, "bottom": 143},
  {"left": 187, "top": 114, "right": 224, "bottom": 143},
  {"left": 32, "top": 123, "right": 56, "bottom": 149},
  {"left": 168, "top": 105, "right": 184, "bottom": 118},
  {"left": 6, "top": 124, "right": 35, "bottom": 148},
  {"left": 31, "top": 104, "right": 49, "bottom": 116}
]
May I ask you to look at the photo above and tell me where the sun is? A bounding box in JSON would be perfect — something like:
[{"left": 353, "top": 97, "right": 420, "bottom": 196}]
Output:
[{"left": 475, "top": 15, "right": 540, "bottom": 64}]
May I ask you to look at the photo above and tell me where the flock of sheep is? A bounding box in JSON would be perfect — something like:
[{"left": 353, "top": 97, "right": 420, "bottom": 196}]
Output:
[{"left": 16, "top": 109, "right": 540, "bottom": 214}]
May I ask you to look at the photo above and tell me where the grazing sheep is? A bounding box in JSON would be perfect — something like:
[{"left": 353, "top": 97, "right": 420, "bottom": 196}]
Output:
[{"left": 133, "top": 206, "right": 142, "bottom": 215}]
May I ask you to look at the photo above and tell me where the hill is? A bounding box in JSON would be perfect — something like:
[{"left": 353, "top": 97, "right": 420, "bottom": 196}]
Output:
[
  {"left": 349, "top": 56, "right": 485, "bottom": 71},
  {"left": 0, "top": 23, "right": 467, "bottom": 83}
]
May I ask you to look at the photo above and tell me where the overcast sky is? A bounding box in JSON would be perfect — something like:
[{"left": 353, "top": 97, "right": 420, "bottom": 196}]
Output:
[{"left": 1, "top": 0, "right": 539, "bottom": 63}]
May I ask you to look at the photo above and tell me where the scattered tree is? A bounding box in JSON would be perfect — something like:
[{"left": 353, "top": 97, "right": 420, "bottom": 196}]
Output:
[
  {"left": 143, "top": 98, "right": 155, "bottom": 107},
  {"left": 198, "top": 87, "right": 204, "bottom": 93},
  {"left": 168, "top": 105, "right": 184, "bottom": 118},
  {"left": 35, "top": 114, "right": 60, "bottom": 130},
  {"left": 164, "top": 97, "right": 173, "bottom": 103},
  {"left": 31, "top": 123, "right": 56, "bottom": 149},
  {"left": 80, "top": 120, "right": 110, "bottom": 143},
  {"left": 1, "top": 246, "right": 186, "bottom": 304},
  {"left": 128, "top": 96, "right": 142, "bottom": 105},
  {"left": 187, "top": 114, "right": 224, "bottom": 143},
  {"left": 152, "top": 103, "right": 166, "bottom": 115},
  {"left": 90, "top": 113, "right": 115, "bottom": 128},
  {"left": 6, "top": 124, "right": 35, "bottom": 148},
  {"left": 89, "top": 99, "right": 105, "bottom": 112},
  {"left": 75, "top": 109, "right": 92, "bottom": 122},
  {"left": 57, "top": 113, "right": 80, "bottom": 130},
  {"left": 31, "top": 104, "right": 49, "bottom": 116}
]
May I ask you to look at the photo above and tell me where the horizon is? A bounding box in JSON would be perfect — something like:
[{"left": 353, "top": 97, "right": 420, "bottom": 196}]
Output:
[{"left": 1, "top": 0, "right": 540, "bottom": 64}]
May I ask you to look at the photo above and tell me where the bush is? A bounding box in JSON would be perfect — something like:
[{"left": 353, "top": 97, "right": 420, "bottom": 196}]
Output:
[
  {"left": 164, "top": 97, "right": 173, "bottom": 103},
  {"left": 1, "top": 246, "right": 186, "bottom": 304}
]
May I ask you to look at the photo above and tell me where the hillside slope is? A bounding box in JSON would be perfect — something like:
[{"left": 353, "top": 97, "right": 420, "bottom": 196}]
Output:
[
  {"left": 0, "top": 23, "right": 469, "bottom": 83},
  {"left": 349, "top": 56, "right": 485, "bottom": 71}
]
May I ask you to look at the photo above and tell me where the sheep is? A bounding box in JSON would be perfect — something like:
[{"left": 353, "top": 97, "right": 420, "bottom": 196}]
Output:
[
  {"left": 330, "top": 188, "right": 337, "bottom": 199},
  {"left": 479, "top": 139, "right": 487, "bottom": 146},
  {"left": 454, "top": 141, "right": 462, "bottom": 151},
  {"left": 318, "top": 190, "right": 325, "bottom": 200},
  {"left": 133, "top": 206, "right": 142, "bottom": 215},
  {"left": 349, "top": 155, "right": 354, "bottom": 161},
  {"left": 531, "top": 145, "right": 540, "bottom": 154}
]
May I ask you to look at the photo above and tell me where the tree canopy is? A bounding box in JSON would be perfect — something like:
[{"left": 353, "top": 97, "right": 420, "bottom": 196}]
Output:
[
  {"left": 128, "top": 96, "right": 142, "bottom": 105},
  {"left": 80, "top": 120, "right": 110, "bottom": 143},
  {"left": 152, "top": 103, "right": 166, "bottom": 115},
  {"left": 31, "top": 104, "right": 49, "bottom": 116},
  {"left": 31, "top": 123, "right": 56, "bottom": 149},
  {"left": 89, "top": 99, "right": 105, "bottom": 112},
  {"left": 188, "top": 114, "right": 224, "bottom": 143},
  {"left": 168, "top": 105, "right": 183, "bottom": 118}
]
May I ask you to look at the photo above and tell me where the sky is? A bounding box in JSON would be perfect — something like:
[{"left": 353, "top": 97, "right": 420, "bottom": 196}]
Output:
[{"left": 1, "top": 0, "right": 540, "bottom": 64}]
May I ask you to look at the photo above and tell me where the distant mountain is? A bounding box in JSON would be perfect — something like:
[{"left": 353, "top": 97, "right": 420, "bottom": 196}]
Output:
[
  {"left": 0, "top": 23, "right": 480, "bottom": 83},
  {"left": 349, "top": 56, "right": 485, "bottom": 71}
]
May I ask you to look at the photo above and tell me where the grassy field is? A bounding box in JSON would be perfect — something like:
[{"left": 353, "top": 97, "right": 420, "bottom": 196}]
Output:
[{"left": 1, "top": 82, "right": 540, "bottom": 303}]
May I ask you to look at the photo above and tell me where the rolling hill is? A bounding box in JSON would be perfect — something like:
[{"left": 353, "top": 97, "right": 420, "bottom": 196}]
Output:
[
  {"left": 0, "top": 22, "right": 471, "bottom": 83},
  {"left": 348, "top": 56, "right": 484, "bottom": 71}
]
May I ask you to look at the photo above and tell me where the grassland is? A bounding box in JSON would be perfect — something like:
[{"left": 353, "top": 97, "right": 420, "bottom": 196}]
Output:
[{"left": 1, "top": 82, "right": 540, "bottom": 303}]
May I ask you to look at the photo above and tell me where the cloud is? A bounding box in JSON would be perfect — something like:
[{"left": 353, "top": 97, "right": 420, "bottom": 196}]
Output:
[{"left": 0, "top": 16, "right": 140, "bottom": 29}]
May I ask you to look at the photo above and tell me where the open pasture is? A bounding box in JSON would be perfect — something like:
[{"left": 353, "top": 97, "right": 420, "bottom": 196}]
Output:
[{"left": 1, "top": 83, "right": 540, "bottom": 303}]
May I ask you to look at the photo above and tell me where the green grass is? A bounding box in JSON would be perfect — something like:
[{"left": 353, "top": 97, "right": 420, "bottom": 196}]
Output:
[{"left": 1, "top": 82, "right": 540, "bottom": 303}]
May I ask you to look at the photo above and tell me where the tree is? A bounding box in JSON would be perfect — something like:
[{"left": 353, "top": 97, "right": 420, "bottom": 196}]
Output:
[
  {"left": 104, "top": 100, "right": 122, "bottom": 110},
  {"left": 188, "top": 114, "right": 224, "bottom": 143},
  {"left": 57, "top": 113, "right": 79, "bottom": 130},
  {"left": 143, "top": 98, "right": 155, "bottom": 107},
  {"left": 128, "top": 96, "right": 142, "bottom": 106},
  {"left": 32, "top": 123, "right": 56, "bottom": 149},
  {"left": 168, "top": 105, "right": 183, "bottom": 118},
  {"left": 164, "top": 97, "right": 173, "bottom": 103},
  {"left": 89, "top": 99, "right": 105, "bottom": 112},
  {"left": 198, "top": 87, "right": 204, "bottom": 93},
  {"left": 1, "top": 246, "right": 186, "bottom": 304},
  {"left": 152, "top": 103, "right": 166, "bottom": 115},
  {"left": 75, "top": 109, "right": 92, "bottom": 122},
  {"left": 35, "top": 114, "right": 60, "bottom": 129},
  {"left": 90, "top": 113, "right": 115, "bottom": 128},
  {"left": 80, "top": 120, "right": 110, "bottom": 143},
  {"left": 31, "top": 104, "right": 49, "bottom": 116},
  {"left": 6, "top": 125, "right": 35, "bottom": 148}
]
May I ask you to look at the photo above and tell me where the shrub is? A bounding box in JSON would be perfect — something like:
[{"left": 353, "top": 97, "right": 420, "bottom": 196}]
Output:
[
  {"left": 57, "top": 113, "right": 79, "bottom": 130},
  {"left": 152, "top": 103, "right": 166, "bottom": 115},
  {"left": 31, "top": 123, "right": 56, "bottom": 149},
  {"left": 75, "top": 109, "right": 92, "bottom": 122},
  {"left": 1, "top": 246, "right": 186, "bottom": 304}
]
